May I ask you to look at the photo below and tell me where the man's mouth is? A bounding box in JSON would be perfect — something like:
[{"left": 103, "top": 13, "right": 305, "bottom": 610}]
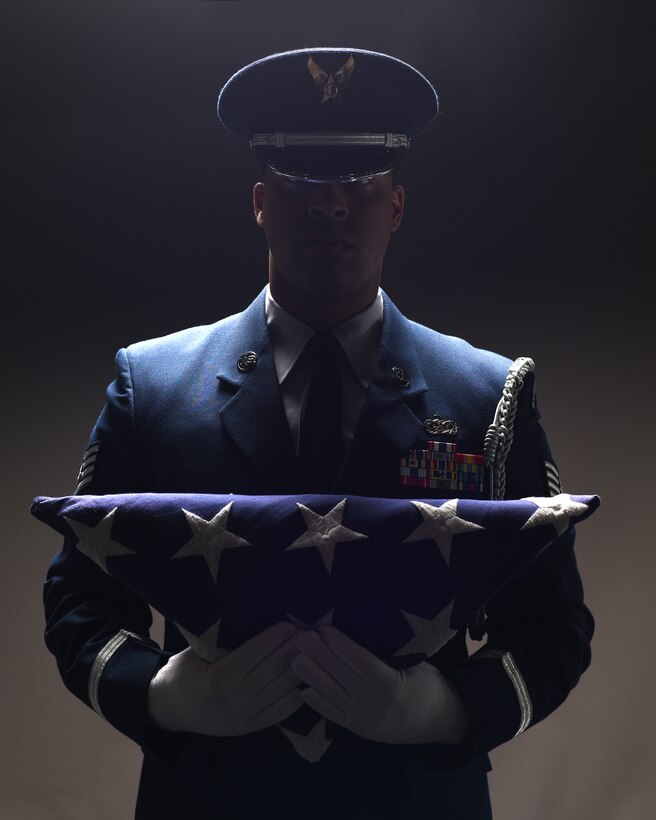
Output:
[{"left": 301, "top": 237, "right": 355, "bottom": 254}]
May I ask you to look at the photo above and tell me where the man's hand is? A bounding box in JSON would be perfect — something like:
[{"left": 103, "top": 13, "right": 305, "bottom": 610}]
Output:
[
  {"left": 291, "top": 625, "right": 470, "bottom": 745},
  {"left": 147, "top": 621, "right": 303, "bottom": 736}
]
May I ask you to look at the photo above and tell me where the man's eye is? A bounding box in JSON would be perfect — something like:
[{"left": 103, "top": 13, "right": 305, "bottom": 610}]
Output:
[{"left": 280, "top": 178, "right": 310, "bottom": 193}]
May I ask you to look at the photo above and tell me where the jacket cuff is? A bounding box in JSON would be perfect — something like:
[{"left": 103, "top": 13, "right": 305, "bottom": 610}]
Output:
[
  {"left": 92, "top": 631, "right": 176, "bottom": 756},
  {"left": 442, "top": 649, "right": 530, "bottom": 757}
]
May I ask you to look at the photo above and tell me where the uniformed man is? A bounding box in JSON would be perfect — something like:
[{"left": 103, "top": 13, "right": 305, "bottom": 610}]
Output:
[{"left": 43, "top": 48, "right": 593, "bottom": 819}]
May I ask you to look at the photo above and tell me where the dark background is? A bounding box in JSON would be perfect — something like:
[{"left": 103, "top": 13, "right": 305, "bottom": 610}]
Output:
[
  {"left": 3, "top": 2, "right": 654, "bottom": 818},
  {"left": 4, "top": 1, "right": 650, "bottom": 384}
]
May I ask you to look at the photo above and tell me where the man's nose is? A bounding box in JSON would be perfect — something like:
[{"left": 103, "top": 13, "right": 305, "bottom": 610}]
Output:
[{"left": 307, "top": 184, "right": 349, "bottom": 220}]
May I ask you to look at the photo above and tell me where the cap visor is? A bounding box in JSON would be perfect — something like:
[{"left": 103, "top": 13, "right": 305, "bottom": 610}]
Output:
[{"left": 258, "top": 145, "right": 404, "bottom": 182}]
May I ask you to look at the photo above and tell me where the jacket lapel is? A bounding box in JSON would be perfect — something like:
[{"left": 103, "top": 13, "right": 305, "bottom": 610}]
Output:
[
  {"left": 215, "top": 289, "right": 302, "bottom": 492},
  {"left": 340, "top": 294, "right": 430, "bottom": 496}
]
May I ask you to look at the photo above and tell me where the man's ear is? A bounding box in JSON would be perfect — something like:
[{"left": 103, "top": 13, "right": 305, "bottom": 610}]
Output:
[
  {"left": 391, "top": 185, "right": 405, "bottom": 232},
  {"left": 253, "top": 182, "right": 265, "bottom": 228}
]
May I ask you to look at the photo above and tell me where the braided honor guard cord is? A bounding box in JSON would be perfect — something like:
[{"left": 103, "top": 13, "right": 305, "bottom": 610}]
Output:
[
  {"left": 483, "top": 357, "right": 536, "bottom": 502},
  {"left": 468, "top": 357, "right": 536, "bottom": 641},
  {"left": 299, "top": 333, "right": 345, "bottom": 493}
]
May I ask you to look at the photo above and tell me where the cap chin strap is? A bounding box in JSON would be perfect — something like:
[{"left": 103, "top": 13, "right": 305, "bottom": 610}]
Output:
[{"left": 251, "top": 131, "right": 410, "bottom": 149}]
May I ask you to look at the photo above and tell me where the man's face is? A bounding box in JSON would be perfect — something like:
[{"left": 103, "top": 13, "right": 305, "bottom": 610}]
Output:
[{"left": 253, "top": 170, "right": 404, "bottom": 305}]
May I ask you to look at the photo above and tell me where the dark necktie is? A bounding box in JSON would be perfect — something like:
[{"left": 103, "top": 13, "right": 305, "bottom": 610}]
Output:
[{"left": 299, "top": 332, "right": 344, "bottom": 492}]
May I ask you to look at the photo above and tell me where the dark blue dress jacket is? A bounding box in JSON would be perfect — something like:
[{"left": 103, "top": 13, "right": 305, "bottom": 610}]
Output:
[{"left": 43, "top": 289, "right": 593, "bottom": 819}]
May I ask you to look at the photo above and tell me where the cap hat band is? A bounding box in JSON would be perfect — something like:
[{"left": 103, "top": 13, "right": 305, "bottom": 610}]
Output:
[{"left": 251, "top": 132, "right": 410, "bottom": 149}]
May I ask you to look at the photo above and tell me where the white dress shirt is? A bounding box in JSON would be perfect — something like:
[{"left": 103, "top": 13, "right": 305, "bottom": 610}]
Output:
[{"left": 265, "top": 285, "right": 384, "bottom": 456}]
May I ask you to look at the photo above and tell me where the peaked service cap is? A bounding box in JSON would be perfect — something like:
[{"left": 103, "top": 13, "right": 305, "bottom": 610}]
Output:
[{"left": 217, "top": 47, "right": 438, "bottom": 182}]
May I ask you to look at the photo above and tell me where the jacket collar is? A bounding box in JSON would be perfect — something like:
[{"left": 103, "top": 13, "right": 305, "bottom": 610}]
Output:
[{"left": 214, "top": 289, "right": 271, "bottom": 387}]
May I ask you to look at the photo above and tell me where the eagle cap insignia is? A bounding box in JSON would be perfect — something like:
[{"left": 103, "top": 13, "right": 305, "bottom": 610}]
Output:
[{"left": 307, "top": 55, "right": 355, "bottom": 104}]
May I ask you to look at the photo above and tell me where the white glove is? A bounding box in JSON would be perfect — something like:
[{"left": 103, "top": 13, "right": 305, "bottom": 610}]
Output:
[
  {"left": 291, "top": 625, "right": 470, "bottom": 745},
  {"left": 147, "top": 621, "right": 303, "bottom": 736}
]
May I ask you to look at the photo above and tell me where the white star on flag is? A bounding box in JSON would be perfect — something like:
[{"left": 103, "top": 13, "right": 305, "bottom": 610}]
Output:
[
  {"left": 393, "top": 600, "right": 456, "bottom": 658},
  {"left": 173, "top": 503, "right": 251, "bottom": 582},
  {"left": 286, "top": 499, "right": 367, "bottom": 574},
  {"left": 278, "top": 716, "right": 333, "bottom": 763},
  {"left": 175, "top": 619, "right": 231, "bottom": 663},
  {"left": 521, "top": 494, "right": 590, "bottom": 536},
  {"left": 403, "top": 500, "right": 483, "bottom": 565},
  {"left": 66, "top": 509, "right": 135, "bottom": 571}
]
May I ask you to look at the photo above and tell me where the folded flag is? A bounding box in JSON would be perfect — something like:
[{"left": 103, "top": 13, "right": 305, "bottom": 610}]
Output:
[{"left": 32, "top": 491, "right": 599, "bottom": 761}]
